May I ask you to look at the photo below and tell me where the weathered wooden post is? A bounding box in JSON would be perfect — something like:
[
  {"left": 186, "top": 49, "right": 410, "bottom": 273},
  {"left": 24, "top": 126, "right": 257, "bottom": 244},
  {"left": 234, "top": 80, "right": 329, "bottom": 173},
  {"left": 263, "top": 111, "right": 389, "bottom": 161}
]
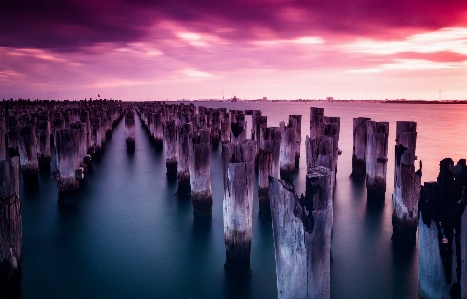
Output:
[
  {"left": 222, "top": 140, "right": 256, "bottom": 277},
  {"left": 0, "top": 157, "right": 22, "bottom": 299},
  {"left": 164, "top": 119, "right": 178, "bottom": 179},
  {"left": 69, "top": 122, "right": 92, "bottom": 170},
  {"left": 365, "top": 121, "right": 389, "bottom": 203},
  {"left": 418, "top": 158, "right": 467, "bottom": 299},
  {"left": 91, "top": 116, "right": 103, "bottom": 158},
  {"left": 305, "top": 136, "right": 334, "bottom": 172},
  {"left": 323, "top": 117, "right": 341, "bottom": 176},
  {"left": 0, "top": 117, "right": 6, "bottom": 160},
  {"left": 258, "top": 127, "right": 281, "bottom": 215},
  {"left": 54, "top": 129, "right": 83, "bottom": 203},
  {"left": 279, "top": 119, "right": 296, "bottom": 183},
  {"left": 351, "top": 117, "right": 371, "bottom": 179},
  {"left": 269, "top": 166, "right": 333, "bottom": 299},
  {"left": 7, "top": 116, "right": 19, "bottom": 158},
  {"left": 36, "top": 120, "right": 51, "bottom": 172},
  {"left": 18, "top": 124, "right": 39, "bottom": 187},
  {"left": 392, "top": 121, "right": 421, "bottom": 247},
  {"left": 125, "top": 108, "right": 136, "bottom": 151},
  {"left": 289, "top": 115, "right": 302, "bottom": 168},
  {"left": 221, "top": 112, "right": 231, "bottom": 144},
  {"left": 152, "top": 112, "right": 164, "bottom": 151},
  {"left": 189, "top": 129, "right": 212, "bottom": 220},
  {"left": 177, "top": 122, "right": 192, "bottom": 196},
  {"left": 210, "top": 110, "right": 221, "bottom": 148},
  {"left": 310, "top": 107, "right": 324, "bottom": 138},
  {"left": 231, "top": 113, "right": 247, "bottom": 145}
]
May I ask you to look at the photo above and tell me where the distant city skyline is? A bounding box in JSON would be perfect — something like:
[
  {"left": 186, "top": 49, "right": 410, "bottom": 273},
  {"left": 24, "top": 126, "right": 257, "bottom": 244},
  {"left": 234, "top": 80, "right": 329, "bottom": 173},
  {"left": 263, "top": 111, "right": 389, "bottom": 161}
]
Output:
[{"left": 1, "top": 0, "right": 466, "bottom": 101}]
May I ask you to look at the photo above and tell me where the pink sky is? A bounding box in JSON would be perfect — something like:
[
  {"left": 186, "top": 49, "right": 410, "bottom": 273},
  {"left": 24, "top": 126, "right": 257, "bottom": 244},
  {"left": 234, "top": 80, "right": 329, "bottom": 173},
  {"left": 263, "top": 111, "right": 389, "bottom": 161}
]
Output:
[{"left": 1, "top": 0, "right": 466, "bottom": 101}]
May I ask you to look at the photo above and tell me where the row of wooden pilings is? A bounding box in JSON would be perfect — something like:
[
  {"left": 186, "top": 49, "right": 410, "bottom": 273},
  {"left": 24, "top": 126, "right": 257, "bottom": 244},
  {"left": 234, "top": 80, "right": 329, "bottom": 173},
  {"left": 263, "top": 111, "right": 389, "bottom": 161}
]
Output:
[{"left": 0, "top": 99, "right": 125, "bottom": 298}]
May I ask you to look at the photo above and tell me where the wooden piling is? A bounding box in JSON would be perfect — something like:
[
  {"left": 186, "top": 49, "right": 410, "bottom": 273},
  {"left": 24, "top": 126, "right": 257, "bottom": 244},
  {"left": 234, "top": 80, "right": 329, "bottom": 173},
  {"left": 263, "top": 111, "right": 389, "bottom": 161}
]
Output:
[
  {"left": 189, "top": 129, "right": 212, "bottom": 220},
  {"left": 365, "top": 121, "right": 389, "bottom": 203},
  {"left": 7, "top": 116, "right": 19, "bottom": 158},
  {"left": 0, "top": 117, "right": 6, "bottom": 160},
  {"left": 36, "top": 120, "right": 51, "bottom": 172},
  {"left": 221, "top": 112, "right": 231, "bottom": 144},
  {"left": 392, "top": 121, "right": 421, "bottom": 247},
  {"left": 418, "top": 158, "right": 467, "bottom": 299},
  {"left": 18, "top": 124, "right": 39, "bottom": 187},
  {"left": 152, "top": 112, "right": 164, "bottom": 150},
  {"left": 163, "top": 119, "right": 178, "bottom": 179},
  {"left": 54, "top": 129, "right": 82, "bottom": 202},
  {"left": 279, "top": 119, "right": 296, "bottom": 183},
  {"left": 125, "top": 108, "right": 136, "bottom": 152},
  {"left": 258, "top": 127, "right": 281, "bottom": 215},
  {"left": 269, "top": 166, "right": 332, "bottom": 299},
  {"left": 177, "top": 123, "right": 192, "bottom": 196},
  {"left": 222, "top": 140, "right": 256, "bottom": 277},
  {"left": 0, "top": 157, "right": 22, "bottom": 299},
  {"left": 351, "top": 117, "right": 371, "bottom": 179},
  {"left": 289, "top": 115, "right": 302, "bottom": 168},
  {"left": 310, "top": 107, "right": 324, "bottom": 138},
  {"left": 231, "top": 113, "right": 247, "bottom": 145}
]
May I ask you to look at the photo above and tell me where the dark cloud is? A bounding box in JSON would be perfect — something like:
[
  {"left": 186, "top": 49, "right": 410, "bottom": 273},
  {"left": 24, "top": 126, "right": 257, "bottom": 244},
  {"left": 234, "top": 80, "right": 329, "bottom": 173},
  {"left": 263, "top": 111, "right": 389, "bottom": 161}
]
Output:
[{"left": 1, "top": 0, "right": 466, "bottom": 50}]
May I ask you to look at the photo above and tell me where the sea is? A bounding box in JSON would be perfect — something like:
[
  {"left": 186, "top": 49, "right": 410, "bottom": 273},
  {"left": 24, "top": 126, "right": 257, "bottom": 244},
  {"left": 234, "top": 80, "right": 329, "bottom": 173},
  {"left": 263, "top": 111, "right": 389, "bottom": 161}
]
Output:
[{"left": 20, "top": 101, "right": 467, "bottom": 299}]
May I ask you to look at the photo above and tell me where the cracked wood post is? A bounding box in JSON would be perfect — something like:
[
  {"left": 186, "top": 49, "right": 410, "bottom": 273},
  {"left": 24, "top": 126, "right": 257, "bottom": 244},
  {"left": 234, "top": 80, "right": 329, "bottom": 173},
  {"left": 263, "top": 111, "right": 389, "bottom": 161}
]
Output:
[
  {"left": 310, "top": 107, "right": 324, "bottom": 138},
  {"left": 279, "top": 118, "right": 296, "bottom": 183},
  {"left": 289, "top": 115, "right": 302, "bottom": 169},
  {"left": 351, "top": 117, "right": 371, "bottom": 179},
  {"left": 36, "top": 120, "right": 51, "bottom": 172},
  {"left": 210, "top": 110, "right": 221, "bottom": 148},
  {"left": 54, "top": 129, "right": 83, "bottom": 203},
  {"left": 392, "top": 121, "right": 421, "bottom": 247},
  {"left": 258, "top": 127, "right": 281, "bottom": 216},
  {"left": 70, "top": 122, "right": 92, "bottom": 170},
  {"left": 255, "top": 116, "right": 267, "bottom": 156},
  {"left": 0, "top": 117, "right": 6, "bottom": 160},
  {"left": 269, "top": 166, "right": 332, "bottom": 299},
  {"left": 365, "top": 121, "right": 389, "bottom": 203},
  {"left": 323, "top": 117, "right": 341, "bottom": 178},
  {"left": 0, "top": 157, "right": 21, "bottom": 299},
  {"left": 152, "top": 112, "right": 163, "bottom": 151},
  {"left": 125, "top": 108, "right": 136, "bottom": 152},
  {"left": 189, "top": 129, "right": 212, "bottom": 220},
  {"left": 222, "top": 139, "right": 256, "bottom": 277},
  {"left": 18, "top": 124, "right": 39, "bottom": 187},
  {"left": 163, "top": 119, "right": 178, "bottom": 179},
  {"left": 177, "top": 122, "right": 192, "bottom": 196},
  {"left": 7, "top": 116, "right": 19, "bottom": 158},
  {"left": 91, "top": 115, "right": 103, "bottom": 158},
  {"left": 79, "top": 110, "right": 92, "bottom": 155},
  {"left": 221, "top": 112, "right": 231, "bottom": 144},
  {"left": 231, "top": 113, "right": 247, "bottom": 145},
  {"left": 418, "top": 158, "right": 467, "bottom": 299}
]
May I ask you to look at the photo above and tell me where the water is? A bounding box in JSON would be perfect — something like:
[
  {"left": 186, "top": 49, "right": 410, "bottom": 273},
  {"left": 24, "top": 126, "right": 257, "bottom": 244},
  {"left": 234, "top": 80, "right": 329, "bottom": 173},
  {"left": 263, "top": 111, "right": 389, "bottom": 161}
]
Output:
[{"left": 20, "top": 102, "right": 467, "bottom": 298}]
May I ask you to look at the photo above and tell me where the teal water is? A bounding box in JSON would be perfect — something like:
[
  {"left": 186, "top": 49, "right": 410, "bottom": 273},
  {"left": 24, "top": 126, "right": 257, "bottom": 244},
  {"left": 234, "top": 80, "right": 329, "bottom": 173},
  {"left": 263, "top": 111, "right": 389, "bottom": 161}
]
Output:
[{"left": 20, "top": 102, "right": 467, "bottom": 298}]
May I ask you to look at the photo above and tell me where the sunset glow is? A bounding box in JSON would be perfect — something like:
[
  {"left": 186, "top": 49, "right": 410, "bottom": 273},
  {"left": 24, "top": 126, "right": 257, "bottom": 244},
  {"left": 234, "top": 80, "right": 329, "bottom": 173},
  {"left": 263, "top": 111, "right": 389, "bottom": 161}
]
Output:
[{"left": 1, "top": 0, "right": 466, "bottom": 101}]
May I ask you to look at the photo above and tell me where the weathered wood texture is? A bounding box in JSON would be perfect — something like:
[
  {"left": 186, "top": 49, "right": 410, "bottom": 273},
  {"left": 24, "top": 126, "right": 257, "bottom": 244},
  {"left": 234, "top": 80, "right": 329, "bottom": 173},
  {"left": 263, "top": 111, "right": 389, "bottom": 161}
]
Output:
[
  {"left": 279, "top": 119, "right": 297, "bottom": 183},
  {"left": 258, "top": 127, "right": 281, "bottom": 215},
  {"left": 163, "top": 119, "right": 179, "bottom": 179},
  {"left": 189, "top": 129, "right": 212, "bottom": 219},
  {"left": 0, "top": 117, "right": 6, "bottom": 160},
  {"left": 0, "top": 157, "right": 21, "bottom": 299},
  {"left": 177, "top": 123, "right": 192, "bottom": 196},
  {"left": 269, "top": 166, "right": 332, "bottom": 299},
  {"left": 392, "top": 121, "right": 421, "bottom": 247},
  {"left": 54, "top": 129, "right": 82, "bottom": 202},
  {"left": 36, "top": 120, "right": 51, "bottom": 171},
  {"left": 289, "top": 115, "right": 302, "bottom": 168},
  {"left": 351, "top": 117, "right": 371, "bottom": 179},
  {"left": 310, "top": 107, "right": 324, "bottom": 138},
  {"left": 18, "top": 124, "right": 39, "bottom": 187},
  {"left": 7, "top": 117, "right": 19, "bottom": 158},
  {"left": 125, "top": 108, "right": 136, "bottom": 151},
  {"left": 222, "top": 140, "right": 256, "bottom": 277},
  {"left": 365, "top": 121, "right": 389, "bottom": 203},
  {"left": 231, "top": 113, "right": 247, "bottom": 145},
  {"left": 418, "top": 159, "right": 467, "bottom": 299}
]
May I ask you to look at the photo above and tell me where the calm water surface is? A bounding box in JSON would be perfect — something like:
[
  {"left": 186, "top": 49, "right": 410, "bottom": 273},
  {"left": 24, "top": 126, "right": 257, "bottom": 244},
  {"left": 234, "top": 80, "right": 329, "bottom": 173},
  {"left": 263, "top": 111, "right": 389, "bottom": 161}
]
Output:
[{"left": 21, "top": 102, "right": 467, "bottom": 298}]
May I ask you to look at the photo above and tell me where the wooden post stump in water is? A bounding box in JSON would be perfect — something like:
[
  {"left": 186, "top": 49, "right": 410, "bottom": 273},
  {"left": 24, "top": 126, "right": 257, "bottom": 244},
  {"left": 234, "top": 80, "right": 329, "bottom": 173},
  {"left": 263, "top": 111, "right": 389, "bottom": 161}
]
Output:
[
  {"left": 222, "top": 140, "right": 256, "bottom": 277},
  {"left": 0, "top": 117, "right": 6, "bottom": 160},
  {"left": 231, "top": 113, "right": 247, "bottom": 145},
  {"left": 392, "top": 121, "right": 421, "bottom": 247},
  {"left": 36, "top": 120, "right": 51, "bottom": 172},
  {"left": 0, "top": 157, "right": 21, "bottom": 299},
  {"left": 163, "top": 119, "right": 178, "bottom": 179},
  {"left": 221, "top": 112, "right": 231, "bottom": 144},
  {"left": 365, "top": 121, "right": 389, "bottom": 203},
  {"left": 152, "top": 112, "right": 164, "bottom": 151},
  {"left": 125, "top": 108, "right": 136, "bottom": 152},
  {"left": 7, "top": 116, "right": 19, "bottom": 158},
  {"left": 258, "top": 127, "right": 281, "bottom": 216},
  {"left": 351, "top": 117, "right": 371, "bottom": 179},
  {"left": 289, "top": 115, "right": 302, "bottom": 169},
  {"left": 177, "top": 123, "right": 192, "bottom": 196},
  {"left": 18, "top": 124, "right": 39, "bottom": 187},
  {"left": 418, "top": 158, "right": 467, "bottom": 299},
  {"left": 189, "top": 129, "right": 212, "bottom": 220},
  {"left": 310, "top": 107, "right": 324, "bottom": 138},
  {"left": 210, "top": 110, "right": 221, "bottom": 148},
  {"left": 269, "top": 166, "right": 332, "bottom": 299},
  {"left": 54, "top": 129, "right": 83, "bottom": 203},
  {"left": 279, "top": 119, "right": 296, "bottom": 183}
]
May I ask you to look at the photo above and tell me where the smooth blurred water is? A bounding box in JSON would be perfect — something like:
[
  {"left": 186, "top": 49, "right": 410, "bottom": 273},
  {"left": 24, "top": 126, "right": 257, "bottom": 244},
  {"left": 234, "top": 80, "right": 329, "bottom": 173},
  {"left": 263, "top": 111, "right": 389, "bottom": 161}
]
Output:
[{"left": 20, "top": 102, "right": 467, "bottom": 298}]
